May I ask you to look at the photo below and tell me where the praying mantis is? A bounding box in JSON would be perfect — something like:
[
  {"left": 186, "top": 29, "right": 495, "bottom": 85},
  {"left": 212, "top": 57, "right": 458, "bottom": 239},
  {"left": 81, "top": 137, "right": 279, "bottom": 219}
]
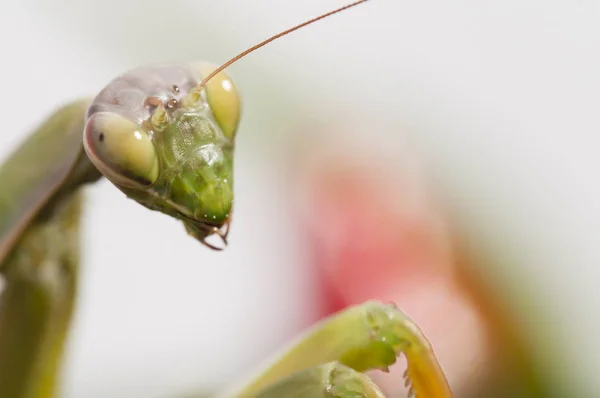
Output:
[{"left": 0, "top": 1, "right": 454, "bottom": 397}]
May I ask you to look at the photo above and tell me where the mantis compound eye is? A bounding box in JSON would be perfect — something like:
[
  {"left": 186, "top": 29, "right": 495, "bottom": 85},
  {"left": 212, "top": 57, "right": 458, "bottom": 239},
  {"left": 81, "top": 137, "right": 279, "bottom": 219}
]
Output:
[
  {"left": 190, "top": 62, "right": 241, "bottom": 140},
  {"left": 83, "top": 112, "right": 159, "bottom": 187}
]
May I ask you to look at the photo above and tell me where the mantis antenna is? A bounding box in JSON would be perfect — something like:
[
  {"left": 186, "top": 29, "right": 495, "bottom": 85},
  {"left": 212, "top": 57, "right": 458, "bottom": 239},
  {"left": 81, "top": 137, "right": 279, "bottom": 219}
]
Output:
[{"left": 197, "top": 0, "right": 372, "bottom": 91}]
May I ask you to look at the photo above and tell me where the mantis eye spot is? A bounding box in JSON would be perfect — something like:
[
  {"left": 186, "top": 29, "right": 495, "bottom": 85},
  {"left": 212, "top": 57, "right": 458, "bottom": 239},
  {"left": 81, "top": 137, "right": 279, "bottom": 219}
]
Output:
[{"left": 99, "top": 132, "right": 105, "bottom": 142}]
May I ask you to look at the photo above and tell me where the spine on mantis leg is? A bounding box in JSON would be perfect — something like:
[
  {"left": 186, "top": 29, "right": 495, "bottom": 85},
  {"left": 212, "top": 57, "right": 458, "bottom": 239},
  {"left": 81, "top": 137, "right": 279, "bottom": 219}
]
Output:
[{"left": 0, "top": 100, "right": 102, "bottom": 398}]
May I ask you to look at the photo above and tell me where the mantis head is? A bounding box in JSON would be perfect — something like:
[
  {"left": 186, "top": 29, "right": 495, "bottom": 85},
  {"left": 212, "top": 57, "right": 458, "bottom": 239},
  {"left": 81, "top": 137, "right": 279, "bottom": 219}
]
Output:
[
  {"left": 83, "top": 63, "right": 240, "bottom": 249},
  {"left": 82, "top": 0, "right": 370, "bottom": 250}
]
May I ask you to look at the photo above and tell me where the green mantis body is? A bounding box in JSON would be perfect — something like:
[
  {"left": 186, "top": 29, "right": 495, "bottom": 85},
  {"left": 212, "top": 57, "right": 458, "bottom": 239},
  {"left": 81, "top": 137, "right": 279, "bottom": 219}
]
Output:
[
  {"left": 0, "top": 3, "right": 453, "bottom": 397},
  {"left": 0, "top": 100, "right": 99, "bottom": 397}
]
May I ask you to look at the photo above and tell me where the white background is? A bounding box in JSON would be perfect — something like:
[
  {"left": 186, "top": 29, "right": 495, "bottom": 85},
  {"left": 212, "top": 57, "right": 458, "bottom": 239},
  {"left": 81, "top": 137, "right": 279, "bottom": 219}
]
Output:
[{"left": 1, "top": 0, "right": 599, "bottom": 396}]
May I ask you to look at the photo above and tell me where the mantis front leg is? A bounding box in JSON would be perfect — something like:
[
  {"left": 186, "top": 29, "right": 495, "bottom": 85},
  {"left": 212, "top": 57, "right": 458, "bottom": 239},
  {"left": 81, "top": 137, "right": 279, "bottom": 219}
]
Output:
[{"left": 220, "top": 301, "right": 453, "bottom": 398}]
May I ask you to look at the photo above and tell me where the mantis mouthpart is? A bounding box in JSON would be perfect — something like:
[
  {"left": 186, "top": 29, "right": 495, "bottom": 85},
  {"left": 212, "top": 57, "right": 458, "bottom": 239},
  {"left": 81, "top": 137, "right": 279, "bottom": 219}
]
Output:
[{"left": 0, "top": 1, "right": 453, "bottom": 397}]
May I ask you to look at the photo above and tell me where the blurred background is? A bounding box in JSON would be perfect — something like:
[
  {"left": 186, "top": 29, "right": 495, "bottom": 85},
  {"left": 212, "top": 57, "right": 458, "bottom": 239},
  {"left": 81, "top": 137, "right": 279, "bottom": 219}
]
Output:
[{"left": 1, "top": 0, "right": 599, "bottom": 397}]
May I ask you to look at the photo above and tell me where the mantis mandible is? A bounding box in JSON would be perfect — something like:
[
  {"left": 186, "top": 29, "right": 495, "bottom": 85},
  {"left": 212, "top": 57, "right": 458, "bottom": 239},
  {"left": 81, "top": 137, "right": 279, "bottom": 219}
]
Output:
[{"left": 0, "top": 1, "right": 453, "bottom": 397}]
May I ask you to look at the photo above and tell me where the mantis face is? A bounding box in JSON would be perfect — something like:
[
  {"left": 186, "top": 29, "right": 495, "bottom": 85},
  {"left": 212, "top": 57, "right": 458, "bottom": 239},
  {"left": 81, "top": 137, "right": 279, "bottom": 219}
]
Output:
[{"left": 83, "top": 63, "right": 240, "bottom": 248}]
